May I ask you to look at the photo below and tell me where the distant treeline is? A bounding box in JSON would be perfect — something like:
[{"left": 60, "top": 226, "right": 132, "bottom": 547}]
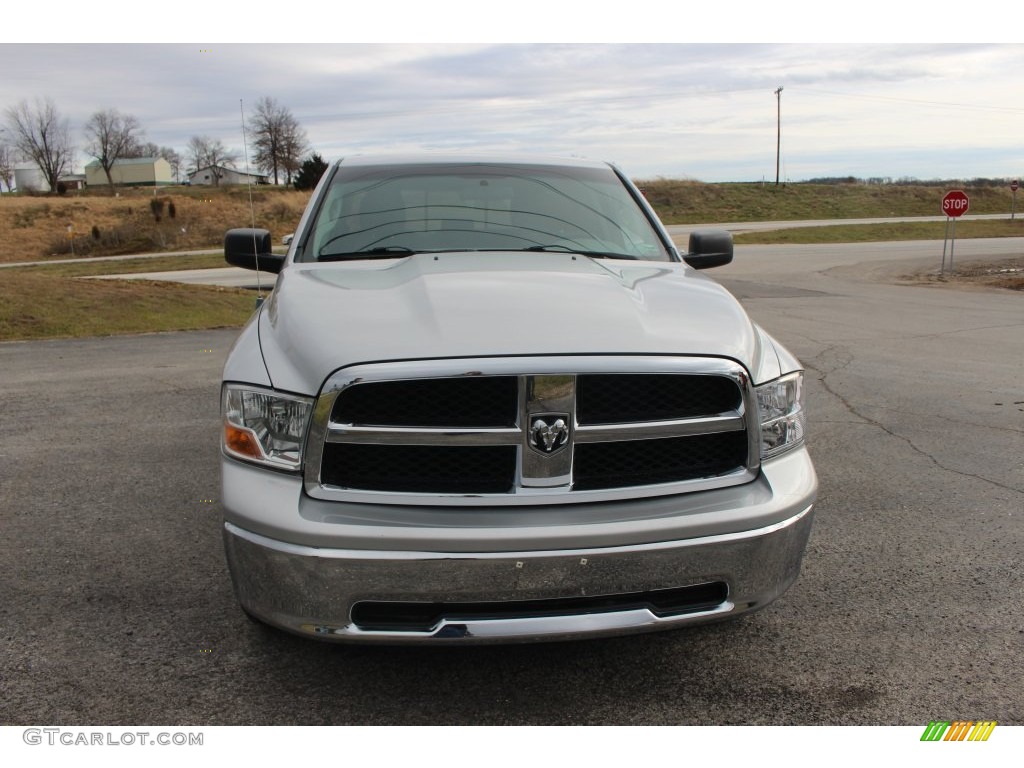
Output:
[{"left": 802, "top": 176, "right": 1018, "bottom": 187}]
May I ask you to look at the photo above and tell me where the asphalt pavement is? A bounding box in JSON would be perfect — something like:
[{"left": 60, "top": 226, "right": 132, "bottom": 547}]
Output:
[{"left": 0, "top": 237, "right": 1021, "bottom": 725}]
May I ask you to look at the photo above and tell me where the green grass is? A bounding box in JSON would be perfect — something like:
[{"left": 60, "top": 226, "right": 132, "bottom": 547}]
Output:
[{"left": 0, "top": 267, "right": 256, "bottom": 341}]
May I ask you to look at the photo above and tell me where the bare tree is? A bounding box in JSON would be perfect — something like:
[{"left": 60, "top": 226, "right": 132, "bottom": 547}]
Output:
[
  {"left": 124, "top": 141, "right": 181, "bottom": 180},
  {"left": 186, "top": 135, "right": 207, "bottom": 176},
  {"left": 84, "top": 108, "right": 144, "bottom": 190},
  {"left": 0, "top": 141, "right": 15, "bottom": 193},
  {"left": 127, "top": 141, "right": 161, "bottom": 159},
  {"left": 249, "top": 97, "right": 308, "bottom": 185},
  {"left": 280, "top": 122, "right": 307, "bottom": 186},
  {"left": 4, "top": 98, "right": 72, "bottom": 192},
  {"left": 187, "top": 135, "right": 239, "bottom": 186}
]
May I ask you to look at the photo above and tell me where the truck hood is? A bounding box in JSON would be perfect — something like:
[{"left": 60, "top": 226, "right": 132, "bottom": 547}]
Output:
[{"left": 257, "top": 251, "right": 779, "bottom": 394}]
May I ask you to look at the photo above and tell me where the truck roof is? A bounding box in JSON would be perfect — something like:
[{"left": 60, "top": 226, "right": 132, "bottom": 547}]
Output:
[{"left": 334, "top": 152, "right": 612, "bottom": 170}]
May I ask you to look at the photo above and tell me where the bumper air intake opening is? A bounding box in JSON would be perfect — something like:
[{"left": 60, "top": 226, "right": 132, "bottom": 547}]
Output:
[{"left": 351, "top": 581, "right": 729, "bottom": 632}]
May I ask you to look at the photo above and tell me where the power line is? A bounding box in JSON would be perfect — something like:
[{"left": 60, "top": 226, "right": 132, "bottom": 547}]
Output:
[{"left": 800, "top": 87, "right": 1024, "bottom": 115}]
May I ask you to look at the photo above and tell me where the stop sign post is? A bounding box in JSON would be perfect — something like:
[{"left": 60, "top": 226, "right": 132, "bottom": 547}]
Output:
[
  {"left": 940, "top": 190, "right": 969, "bottom": 275},
  {"left": 1012, "top": 180, "right": 1019, "bottom": 220}
]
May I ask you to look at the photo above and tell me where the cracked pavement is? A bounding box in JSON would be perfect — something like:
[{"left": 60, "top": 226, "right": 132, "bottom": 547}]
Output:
[{"left": 0, "top": 237, "right": 1021, "bottom": 725}]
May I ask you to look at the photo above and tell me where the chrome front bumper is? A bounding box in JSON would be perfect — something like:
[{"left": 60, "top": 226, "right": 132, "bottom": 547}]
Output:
[{"left": 223, "top": 477, "right": 816, "bottom": 644}]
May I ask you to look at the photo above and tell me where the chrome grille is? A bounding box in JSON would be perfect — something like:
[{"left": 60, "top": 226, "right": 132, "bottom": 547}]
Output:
[{"left": 305, "top": 356, "right": 759, "bottom": 506}]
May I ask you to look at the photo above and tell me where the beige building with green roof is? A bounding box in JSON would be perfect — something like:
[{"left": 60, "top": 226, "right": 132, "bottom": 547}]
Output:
[{"left": 84, "top": 157, "right": 174, "bottom": 187}]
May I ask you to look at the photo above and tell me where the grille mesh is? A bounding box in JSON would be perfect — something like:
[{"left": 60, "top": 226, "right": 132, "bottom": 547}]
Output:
[
  {"left": 333, "top": 376, "right": 518, "bottom": 427},
  {"left": 577, "top": 374, "right": 740, "bottom": 424},
  {"left": 573, "top": 431, "right": 748, "bottom": 491},
  {"left": 321, "top": 443, "right": 516, "bottom": 494}
]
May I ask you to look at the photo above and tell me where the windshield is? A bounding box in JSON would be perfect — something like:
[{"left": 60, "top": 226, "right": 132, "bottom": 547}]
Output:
[{"left": 301, "top": 162, "right": 672, "bottom": 262}]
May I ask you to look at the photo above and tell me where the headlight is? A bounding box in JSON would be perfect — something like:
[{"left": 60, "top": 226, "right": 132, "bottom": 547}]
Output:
[
  {"left": 756, "top": 372, "right": 806, "bottom": 459},
  {"left": 222, "top": 384, "right": 313, "bottom": 471}
]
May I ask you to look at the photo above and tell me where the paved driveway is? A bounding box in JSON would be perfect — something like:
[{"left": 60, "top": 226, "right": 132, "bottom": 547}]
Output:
[{"left": 1, "top": 239, "right": 1020, "bottom": 725}]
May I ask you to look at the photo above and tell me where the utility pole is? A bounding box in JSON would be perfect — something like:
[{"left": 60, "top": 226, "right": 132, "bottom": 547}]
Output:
[{"left": 774, "top": 86, "right": 783, "bottom": 186}]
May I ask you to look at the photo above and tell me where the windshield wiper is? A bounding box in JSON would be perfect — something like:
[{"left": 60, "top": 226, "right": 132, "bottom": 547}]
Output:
[
  {"left": 520, "top": 245, "right": 637, "bottom": 260},
  {"left": 319, "top": 246, "right": 417, "bottom": 261}
]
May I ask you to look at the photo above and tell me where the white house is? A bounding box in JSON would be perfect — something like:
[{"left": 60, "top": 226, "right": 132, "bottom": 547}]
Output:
[{"left": 187, "top": 165, "right": 269, "bottom": 186}]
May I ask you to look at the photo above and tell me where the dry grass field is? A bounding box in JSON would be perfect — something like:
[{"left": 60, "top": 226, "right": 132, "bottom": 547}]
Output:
[
  {"left": 637, "top": 179, "right": 1021, "bottom": 224},
  {"left": 2, "top": 181, "right": 1020, "bottom": 264},
  {"left": 0, "top": 186, "right": 310, "bottom": 264}
]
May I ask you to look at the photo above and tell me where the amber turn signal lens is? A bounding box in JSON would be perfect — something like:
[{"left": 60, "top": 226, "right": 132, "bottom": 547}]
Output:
[{"left": 224, "top": 422, "right": 263, "bottom": 459}]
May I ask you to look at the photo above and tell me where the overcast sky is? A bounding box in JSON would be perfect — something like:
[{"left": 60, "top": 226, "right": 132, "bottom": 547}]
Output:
[{"left": 3, "top": 8, "right": 1022, "bottom": 182}]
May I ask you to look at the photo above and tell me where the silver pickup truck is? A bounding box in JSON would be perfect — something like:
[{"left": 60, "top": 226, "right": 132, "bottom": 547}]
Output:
[{"left": 220, "top": 154, "right": 817, "bottom": 643}]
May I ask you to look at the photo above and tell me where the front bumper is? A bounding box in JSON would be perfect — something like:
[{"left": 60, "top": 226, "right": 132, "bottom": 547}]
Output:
[{"left": 222, "top": 448, "right": 817, "bottom": 644}]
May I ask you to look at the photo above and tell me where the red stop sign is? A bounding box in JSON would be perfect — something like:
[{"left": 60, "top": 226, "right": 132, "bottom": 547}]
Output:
[
  {"left": 1012, "top": 180, "right": 1020, "bottom": 192},
  {"left": 942, "top": 190, "right": 970, "bottom": 218}
]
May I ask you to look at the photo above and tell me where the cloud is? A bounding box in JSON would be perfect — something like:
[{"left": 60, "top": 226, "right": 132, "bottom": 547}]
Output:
[{"left": 1, "top": 43, "right": 1021, "bottom": 181}]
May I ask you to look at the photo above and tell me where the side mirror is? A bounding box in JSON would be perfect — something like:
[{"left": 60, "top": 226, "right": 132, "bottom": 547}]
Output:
[
  {"left": 683, "top": 229, "right": 733, "bottom": 270},
  {"left": 224, "top": 228, "right": 285, "bottom": 274}
]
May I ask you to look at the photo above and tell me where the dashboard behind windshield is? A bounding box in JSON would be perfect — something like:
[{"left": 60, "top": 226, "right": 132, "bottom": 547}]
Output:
[{"left": 299, "top": 162, "right": 672, "bottom": 262}]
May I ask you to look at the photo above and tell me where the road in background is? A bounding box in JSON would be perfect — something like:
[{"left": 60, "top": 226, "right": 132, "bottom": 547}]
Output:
[
  {"left": 665, "top": 212, "right": 1011, "bottom": 237},
  {"left": 0, "top": 239, "right": 1021, "bottom": 725},
  {"left": 0, "top": 248, "right": 221, "bottom": 270},
  {"left": 72, "top": 225, "right": 1023, "bottom": 291},
  {"left": 0, "top": 213, "right": 1008, "bottom": 272}
]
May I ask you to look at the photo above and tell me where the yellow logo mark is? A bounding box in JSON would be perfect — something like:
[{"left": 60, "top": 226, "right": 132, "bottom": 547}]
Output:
[{"left": 966, "top": 721, "right": 997, "bottom": 742}]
